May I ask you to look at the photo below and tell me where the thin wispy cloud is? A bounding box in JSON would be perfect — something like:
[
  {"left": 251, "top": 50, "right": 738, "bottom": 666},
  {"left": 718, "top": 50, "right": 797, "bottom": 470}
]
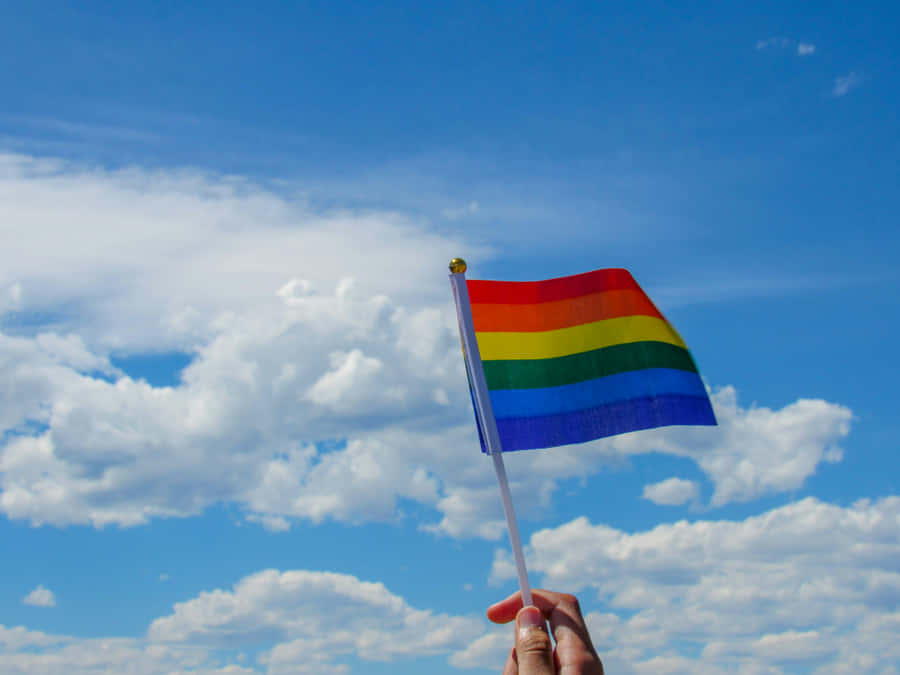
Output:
[
  {"left": 441, "top": 200, "right": 480, "bottom": 221},
  {"left": 755, "top": 36, "right": 816, "bottom": 56},
  {"left": 833, "top": 72, "right": 863, "bottom": 97},
  {"left": 756, "top": 36, "right": 791, "bottom": 51},
  {"left": 1, "top": 115, "right": 160, "bottom": 143}
]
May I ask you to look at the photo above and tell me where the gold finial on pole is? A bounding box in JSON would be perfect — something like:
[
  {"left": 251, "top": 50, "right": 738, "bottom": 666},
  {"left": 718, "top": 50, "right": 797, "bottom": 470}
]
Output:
[{"left": 449, "top": 258, "right": 467, "bottom": 274}]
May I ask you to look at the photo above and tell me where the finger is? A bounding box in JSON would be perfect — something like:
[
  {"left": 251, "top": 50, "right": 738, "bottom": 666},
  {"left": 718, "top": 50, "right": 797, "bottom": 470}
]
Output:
[
  {"left": 514, "top": 606, "right": 555, "bottom": 675},
  {"left": 532, "top": 590, "right": 597, "bottom": 658},
  {"left": 487, "top": 590, "right": 602, "bottom": 673},
  {"left": 533, "top": 592, "right": 602, "bottom": 674},
  {"left": 501, "top": 646, "right": 518, "bottom": 675},
  {"left": 488, "top": 589, "right": 593, "bottom": 647},
  {"left": 487, "top": 590, "right": 524, "bottom": 624},
  {"left": 489, "top": 591, "right": 600, "bottom": 665}
]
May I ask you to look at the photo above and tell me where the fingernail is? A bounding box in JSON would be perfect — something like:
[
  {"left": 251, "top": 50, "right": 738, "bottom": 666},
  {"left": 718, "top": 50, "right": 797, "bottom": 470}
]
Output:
[{"left": 517, "top": 606, "right": 545, "bottom": 630}]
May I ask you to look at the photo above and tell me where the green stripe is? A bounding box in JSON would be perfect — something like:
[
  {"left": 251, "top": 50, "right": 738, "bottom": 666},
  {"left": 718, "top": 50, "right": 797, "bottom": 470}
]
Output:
[{"left": 482, "top": 341, "right": 700, "bottom": 390}]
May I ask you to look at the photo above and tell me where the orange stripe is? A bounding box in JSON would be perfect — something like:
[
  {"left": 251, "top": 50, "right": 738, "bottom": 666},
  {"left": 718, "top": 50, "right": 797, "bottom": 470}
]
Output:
[{"left": 471, "top": 289, "right": 664, "bottom": 332}]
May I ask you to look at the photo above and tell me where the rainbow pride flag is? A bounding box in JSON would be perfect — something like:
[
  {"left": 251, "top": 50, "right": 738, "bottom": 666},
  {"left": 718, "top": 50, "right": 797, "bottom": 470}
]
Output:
[{"left": 465, "top": 268, "right": 716, "bottom": 452}]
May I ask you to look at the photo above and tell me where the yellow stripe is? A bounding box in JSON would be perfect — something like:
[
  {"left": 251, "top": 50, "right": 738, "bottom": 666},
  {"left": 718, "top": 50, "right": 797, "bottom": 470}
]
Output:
[{"left": 475, "top": 315, "right": 687, "bottom": 361}]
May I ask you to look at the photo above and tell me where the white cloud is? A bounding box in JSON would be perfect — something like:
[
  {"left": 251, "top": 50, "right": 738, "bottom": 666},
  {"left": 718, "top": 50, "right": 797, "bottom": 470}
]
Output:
[
  {"left": 305, "top": 349, "right": 386, "bottom": 412},
  {"left": 609, "top": 386, "right": 851, "bottom": 507},
  {"left": 0, "top": 153, "right": 855, "bottom": 538},
  {"left": 0, "top": 152, "right": 475, "bottom": 351},
  {"left": 642, "top": 477, "right": 698, "bottom": 506},
  {"left": 2, "top": 282, "right": 22, "bottom": 312},
  {"left": 23, "top": 585, "right": 56, "bottom": 608},
  {"left": 833, "top": 72, "right": 863, "bottom": 97},
  {"left": 450, "top": 629, "right": 510, "bottom": 669},
  {"left": 756, "top": 37, "right": 791, "bottom": 51},
  {"left": 245, "top": 513, "right": 291, "bottom": 532},
  {"left": 0, "top": 325, "right": 853, "bottom": 535},
  {"left": 427, "top": 385, "right": 852, "bottom": 537},
  {"left": 487, "top": 496, "right": 900, "bottom": 673},
  {"left": 0, "top": 625, "right": 63, "bottom": 651},
  {"left": 3, "top": 569, "right": 485, "bottom": 674},
  {"left": 1, "top": 115, "right": 162, "bottom": 144},
  {"left": 755, "top": 37, "right": 816, "bottom": 58},
  {"left": 441, "top": 201, "right": 480, "bottom": 221},
  {"left": 148, "top": 569, "right": 482, "bottom": 668},
  {"left": 1, "top": 269, "right": 471, "bottom": 528},
  {"left": 0, "top": 627, "right": 256, "bottom": 675}
]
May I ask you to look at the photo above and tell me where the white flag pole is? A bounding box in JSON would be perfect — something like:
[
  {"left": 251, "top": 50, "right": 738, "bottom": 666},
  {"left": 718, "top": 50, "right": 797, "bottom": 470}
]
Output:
[{"left": 449, "top": 258, "right": 533, "bottom": 608}]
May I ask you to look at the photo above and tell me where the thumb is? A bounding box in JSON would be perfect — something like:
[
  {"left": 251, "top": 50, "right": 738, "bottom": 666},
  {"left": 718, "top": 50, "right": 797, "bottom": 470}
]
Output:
[{"left": 515, "top": 606, "right": 555, "bottom": 675}]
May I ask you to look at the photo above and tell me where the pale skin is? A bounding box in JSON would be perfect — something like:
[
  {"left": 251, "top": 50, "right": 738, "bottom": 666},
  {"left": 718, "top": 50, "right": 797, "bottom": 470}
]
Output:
[{"left": 487, "top": 589, "right": 604, "bottom": 675}]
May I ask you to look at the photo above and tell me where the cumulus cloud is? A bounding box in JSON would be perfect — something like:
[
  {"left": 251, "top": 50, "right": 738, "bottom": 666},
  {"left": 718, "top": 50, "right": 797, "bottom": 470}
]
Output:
[
  {"left": 605, "top": 386, "right": 851, "bottom": 507},
  {"left": 22, "top": 585, "right": 56, "bottom": 608},
  {"left": 444, "top": 386, "right": 850, "bottom": 534},
  {"left": 149, "top": 569, "right": 481, "bottom": 665},
  {"left": 0, "top": 326, "right": 853, "bottom": 534},
  {"left": 487, "top": 496, "right": 900, "bottom": 673},
  {"left": 642, "top": 477, "right": 698, "bottom": 506},
  {"left": 797, "top": 43, "right": 816, "bottom": 56},
  {"left": 0, "top": 285, "right": 462, "bottom": 527},
  {"left": 450, "top": 629, "right": 510, "bottom": 669},
  {"left": 0, "top": 625, "right": 62, "bottom": 651},
  {"left": 0, "top": 153, "right": 855, "bottom": 538},
  {"left": 0, "top": 153, "right": 887, "bottom": 674},
  {"left": 0, "top": 152, "right": 476, "bottom": 351},
  {"left": 306, "top": 349, "right": 386, "bottom": 412},
  {"left": 833, "top": 72, "right": 863, "bottom": 97},
  {"left": 3, "top": 569, "right": 484, "bottom": 674},
  {"left": 426, "top": 385, "right": 852, "bottom": 537},
  {"left": 0, "top": 625, "right": 258, "bottom": 675}
]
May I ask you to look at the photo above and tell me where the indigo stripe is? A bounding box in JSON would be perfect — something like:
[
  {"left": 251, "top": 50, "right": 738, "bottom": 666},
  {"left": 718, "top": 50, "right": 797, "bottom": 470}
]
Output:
[
  {"left": 493, "top": 394, "right": 717, "bottom": 452},
  {"left": 488, "top": 368, "right": 708, "bottom": 419}
]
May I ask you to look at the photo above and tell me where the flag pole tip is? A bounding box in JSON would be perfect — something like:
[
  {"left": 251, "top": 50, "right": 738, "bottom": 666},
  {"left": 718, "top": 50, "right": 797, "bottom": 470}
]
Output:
[{"left": 449, "top": 258, "right": 467, "bottom": 273}]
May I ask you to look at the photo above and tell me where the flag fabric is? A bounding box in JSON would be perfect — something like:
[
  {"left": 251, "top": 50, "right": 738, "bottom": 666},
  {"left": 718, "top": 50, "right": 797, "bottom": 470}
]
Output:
[{"left": 466, "top": 268, "right": 716, "bottom": 452}]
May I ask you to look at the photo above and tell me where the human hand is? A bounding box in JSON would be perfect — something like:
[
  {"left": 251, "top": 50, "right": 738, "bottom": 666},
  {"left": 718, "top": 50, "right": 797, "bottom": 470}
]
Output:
[{"left": 487, "top": 589, "right": 604, "bottom": 675}]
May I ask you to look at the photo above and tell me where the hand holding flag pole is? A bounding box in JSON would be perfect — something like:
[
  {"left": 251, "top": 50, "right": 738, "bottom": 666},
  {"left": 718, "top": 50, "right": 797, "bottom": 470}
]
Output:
[
  {"left": 449, "top": 257, "right": 533, "bottom": 607},
  {"left": 449, "top": 258, "right": 717, "bottom": 609}
]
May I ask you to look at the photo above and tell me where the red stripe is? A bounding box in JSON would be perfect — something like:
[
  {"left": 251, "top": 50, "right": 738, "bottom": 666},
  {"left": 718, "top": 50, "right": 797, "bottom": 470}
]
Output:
[{"left": 467, "top": 268, "right": 641, "bottom": 304}]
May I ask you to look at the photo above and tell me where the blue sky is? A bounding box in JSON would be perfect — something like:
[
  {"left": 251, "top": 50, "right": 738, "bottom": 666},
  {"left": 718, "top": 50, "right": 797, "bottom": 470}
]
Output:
[{"left": 1, "top": 2, "right": 898, "bottom": 673}]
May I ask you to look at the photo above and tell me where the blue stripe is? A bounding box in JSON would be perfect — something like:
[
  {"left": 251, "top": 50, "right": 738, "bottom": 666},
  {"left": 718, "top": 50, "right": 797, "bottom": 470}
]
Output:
[
  {"left": 488, "top": 368, "right": 709, "bottom": 420},
  {"left": 492, "top": 394, "right": 717, "bottom": 452}
]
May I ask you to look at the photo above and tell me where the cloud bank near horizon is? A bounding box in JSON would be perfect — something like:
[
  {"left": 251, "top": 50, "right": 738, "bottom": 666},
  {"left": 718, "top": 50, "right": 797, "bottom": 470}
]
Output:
[{"left": 4, "top": 495, "right": 899, "bottom": 674}]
